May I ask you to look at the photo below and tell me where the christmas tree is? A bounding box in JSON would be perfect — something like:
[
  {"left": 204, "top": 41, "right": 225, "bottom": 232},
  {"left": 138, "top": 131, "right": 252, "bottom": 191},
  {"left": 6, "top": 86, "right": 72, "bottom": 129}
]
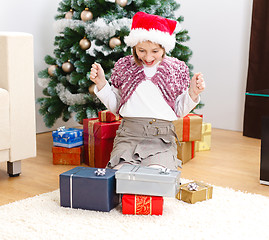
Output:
[{"left": 37, "top": 0, "right": 195, "bottom": 128}]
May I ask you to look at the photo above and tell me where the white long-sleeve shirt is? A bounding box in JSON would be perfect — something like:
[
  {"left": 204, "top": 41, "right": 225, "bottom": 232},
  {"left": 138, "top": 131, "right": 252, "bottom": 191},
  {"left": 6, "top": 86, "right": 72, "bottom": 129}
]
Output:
[{"left": 94, "top": 63, "right": 199, "bottom": 121}]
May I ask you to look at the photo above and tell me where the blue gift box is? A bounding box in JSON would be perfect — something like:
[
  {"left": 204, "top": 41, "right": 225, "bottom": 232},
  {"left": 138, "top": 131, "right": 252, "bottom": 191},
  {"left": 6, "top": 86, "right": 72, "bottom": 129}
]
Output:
[
  {"left": 52, "top": 127, "right": 83, "bottom": 148},
  {"left": 59, "top": 167, "right": 119, "bottom": 212}
]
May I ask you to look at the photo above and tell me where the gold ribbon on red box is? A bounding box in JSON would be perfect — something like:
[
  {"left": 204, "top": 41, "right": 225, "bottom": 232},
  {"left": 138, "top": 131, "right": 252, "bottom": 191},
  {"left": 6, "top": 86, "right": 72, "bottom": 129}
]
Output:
[
  {"left": 135, "top": 195, "right": 152, "bottom": 215},
  {"left": 83, "top": 118, "right": 121, "bottom": 168},
  {"left": 122, "top": 194, "right": 163, "bottom": 215},
  {"left": 88, "top": 119, "right": 99, "bottom": 167},
  {"left": 98, "top": 110, "right": 120, "bottom": 122}
]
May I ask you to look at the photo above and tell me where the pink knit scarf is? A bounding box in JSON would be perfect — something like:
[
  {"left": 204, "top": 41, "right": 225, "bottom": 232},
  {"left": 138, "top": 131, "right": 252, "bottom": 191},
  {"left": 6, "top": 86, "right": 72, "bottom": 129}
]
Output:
[{"left": 110, "top": 55, "right": 190, "bottom": 115}]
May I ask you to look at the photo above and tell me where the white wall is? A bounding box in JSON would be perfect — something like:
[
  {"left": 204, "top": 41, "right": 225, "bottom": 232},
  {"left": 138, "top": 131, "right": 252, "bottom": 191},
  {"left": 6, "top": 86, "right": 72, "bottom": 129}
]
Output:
[
  {"left": 1, "top": 0, "right": 253, "bottom": 133},
  {"left": 1, "top": 0, "right": 79, "bottom": 133},
  {"left": 177, "top": 0, "right": 253, "bottom": 131}
]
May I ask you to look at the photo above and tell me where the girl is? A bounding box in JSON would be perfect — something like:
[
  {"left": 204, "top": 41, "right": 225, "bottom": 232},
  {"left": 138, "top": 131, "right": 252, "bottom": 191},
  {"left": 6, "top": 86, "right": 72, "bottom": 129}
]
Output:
[{"left": 89, "top": 12, "right": 205, "bottom": 170}]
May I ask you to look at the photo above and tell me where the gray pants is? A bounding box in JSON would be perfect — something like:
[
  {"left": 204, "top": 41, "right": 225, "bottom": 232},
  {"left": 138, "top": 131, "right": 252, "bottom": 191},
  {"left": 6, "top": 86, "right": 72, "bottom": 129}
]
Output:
[{"left": 107, "top": 117, "right": 181, "bottom": 170}]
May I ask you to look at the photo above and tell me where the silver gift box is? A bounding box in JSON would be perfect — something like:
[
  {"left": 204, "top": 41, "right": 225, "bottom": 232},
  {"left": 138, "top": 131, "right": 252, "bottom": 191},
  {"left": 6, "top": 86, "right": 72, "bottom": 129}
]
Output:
[{"left": 115, "top": 165, "right": 181, "bottom": 197}]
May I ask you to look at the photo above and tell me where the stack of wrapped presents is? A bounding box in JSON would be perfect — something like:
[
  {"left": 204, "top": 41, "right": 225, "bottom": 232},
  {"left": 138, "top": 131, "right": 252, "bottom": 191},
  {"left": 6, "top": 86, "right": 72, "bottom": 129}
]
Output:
[
  {"left": 173, "top": 114, "right": 202, "bottom": 164},
  {"left": 59, "top": 165, "right": 213, "bottom": 214},
  {"left": 52, "top": 127, "right": 84, "bottom": 165},
  {"left": 56, "top": 110, "right": 213, "bottom": 213},
  {"left": 173, "top": 114, "right": 212, "bottom": 164},
  {"left": 83, "top": 110, "right": 121, "bottom": 168},
  {"left": 82, "top": 111, "right": 211, "bottom": 168},
  {"left": 116, "top": 165, "right": 180, "bottom": 215},
  {"left": 51, "top": 110, "right": 211, "bottom": 167}
]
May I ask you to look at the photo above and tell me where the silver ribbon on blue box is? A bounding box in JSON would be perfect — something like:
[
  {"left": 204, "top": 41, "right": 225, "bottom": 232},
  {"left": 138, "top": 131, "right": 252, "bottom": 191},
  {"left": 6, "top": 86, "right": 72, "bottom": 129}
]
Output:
[{"left": 60, "top": 167, "right": 119, "bottom": 212}]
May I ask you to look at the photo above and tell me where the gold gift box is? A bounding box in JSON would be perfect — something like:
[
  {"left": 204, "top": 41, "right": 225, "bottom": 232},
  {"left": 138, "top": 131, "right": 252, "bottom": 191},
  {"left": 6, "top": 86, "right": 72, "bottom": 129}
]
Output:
[
  {"left": 195, "top": 123, "right": 211, "bottom": 151},
  {"left": 173, "top": 114, "right": 202, "bottom": 142},
  {"left": 176, "top": 181, "right": 213, "bottom": 204},
  {"left": 176, "top": 141, "right": 196, "bottom": 164}
]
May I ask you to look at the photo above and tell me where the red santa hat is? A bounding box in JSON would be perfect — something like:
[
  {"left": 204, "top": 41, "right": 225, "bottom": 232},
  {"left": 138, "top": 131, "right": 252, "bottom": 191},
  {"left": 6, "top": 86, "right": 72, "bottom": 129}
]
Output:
[{"left": 124, "top": 12, "right": 177, "bottom": 52}]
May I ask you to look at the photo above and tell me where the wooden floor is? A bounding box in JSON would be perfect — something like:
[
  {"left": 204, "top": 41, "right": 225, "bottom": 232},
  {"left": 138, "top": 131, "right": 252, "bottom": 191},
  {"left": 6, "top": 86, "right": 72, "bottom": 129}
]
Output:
[{"left": 0, "top": 128, "right": 268, "bottom": 206}]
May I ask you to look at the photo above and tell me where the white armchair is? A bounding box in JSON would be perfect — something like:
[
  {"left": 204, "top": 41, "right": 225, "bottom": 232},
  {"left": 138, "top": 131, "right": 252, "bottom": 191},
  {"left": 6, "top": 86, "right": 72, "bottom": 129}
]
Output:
[{"left": 0, "top": 32, "right": 36, "bottom": 177}]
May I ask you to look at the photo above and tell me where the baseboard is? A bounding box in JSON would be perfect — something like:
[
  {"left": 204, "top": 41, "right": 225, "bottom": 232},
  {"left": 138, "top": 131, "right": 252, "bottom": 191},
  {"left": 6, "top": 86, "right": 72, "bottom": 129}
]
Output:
[{"left": 260, "top": 180, "right": 269, "bottom": 186}]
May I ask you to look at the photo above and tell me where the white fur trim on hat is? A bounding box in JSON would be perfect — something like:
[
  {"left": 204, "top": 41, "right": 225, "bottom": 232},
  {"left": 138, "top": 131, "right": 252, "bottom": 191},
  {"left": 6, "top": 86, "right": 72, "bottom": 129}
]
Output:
[{"left": 124, "top": 28, "right": 176, "bottom": 53}]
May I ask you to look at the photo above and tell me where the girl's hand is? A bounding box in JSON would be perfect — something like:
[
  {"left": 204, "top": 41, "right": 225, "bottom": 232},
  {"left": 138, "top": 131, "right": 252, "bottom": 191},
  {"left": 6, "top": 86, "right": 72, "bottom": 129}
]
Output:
[
  {"left": 89, "top": 62, "right": 107, "bottom": 91},
  {"left": 188, "top": 72, "right": 205, "bottom": 102}
]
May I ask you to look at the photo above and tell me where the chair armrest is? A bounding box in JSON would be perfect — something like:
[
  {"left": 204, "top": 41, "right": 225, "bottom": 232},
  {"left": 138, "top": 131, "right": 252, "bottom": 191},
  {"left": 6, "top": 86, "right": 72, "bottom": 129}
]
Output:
[
  {"left": 0, "top": 88, "right": 10, "bottom": 150},
  {"left": 0, "top": 32, "right": 36, "bottom": 161}
]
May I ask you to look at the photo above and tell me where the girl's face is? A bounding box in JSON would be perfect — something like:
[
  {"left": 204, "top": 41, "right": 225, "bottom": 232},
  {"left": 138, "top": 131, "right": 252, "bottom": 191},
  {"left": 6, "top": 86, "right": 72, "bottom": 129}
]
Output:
[{"left": 135, "top": 41, "right": 165, "bottom": 67}]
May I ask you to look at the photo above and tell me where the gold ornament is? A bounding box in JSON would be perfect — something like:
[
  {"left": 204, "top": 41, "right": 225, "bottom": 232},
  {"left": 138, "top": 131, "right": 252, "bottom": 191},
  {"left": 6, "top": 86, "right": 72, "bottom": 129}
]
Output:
[
  {"left": 48, "top": 65, "right": 58, "bottom": 77},
  {"left": 81, "top": 8, "right": 93, "bottom": 22},
  {"left": 116, "top": 0, "right": 128, "bottom": 7},
  {"left": 62, "top": 61, "right": 74, "bottom": 73},
  {"left": 65, "top": 9, "right": 73, "bottom": 19},
  {"left": 79, "top": 37, "right": 91, "bottom": 50},
  {"left": 88, "top": 84, "right": 95, "bottom": 94},
  {"left": 109, "top": 37, "right": 121, "bottom": 49}
]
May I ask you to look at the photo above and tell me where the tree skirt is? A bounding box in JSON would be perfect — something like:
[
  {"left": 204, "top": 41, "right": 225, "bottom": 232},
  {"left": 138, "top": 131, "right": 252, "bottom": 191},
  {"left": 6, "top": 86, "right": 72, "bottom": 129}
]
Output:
[{"left": 0, "top": 180, "right": 269, "bottom": 240}]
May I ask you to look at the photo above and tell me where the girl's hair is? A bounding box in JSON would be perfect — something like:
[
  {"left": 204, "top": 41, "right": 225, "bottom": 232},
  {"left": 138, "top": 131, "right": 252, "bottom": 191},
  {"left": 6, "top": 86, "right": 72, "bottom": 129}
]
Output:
[{"left": 132, "top": 45, "right": 166, "bottom": 66}]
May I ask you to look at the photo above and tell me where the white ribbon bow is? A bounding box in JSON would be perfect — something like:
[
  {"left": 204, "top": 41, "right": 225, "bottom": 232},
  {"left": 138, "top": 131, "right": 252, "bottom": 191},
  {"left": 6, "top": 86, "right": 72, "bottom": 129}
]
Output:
[
  {"left": 159, "top": 168, "right": 171, "bottom": 174},
  {"left": 187, "top": 182, "right": 198, "bottom": 191},
  {"left": 57, "top": 126, "right": 66, "bottom": 131},
  {"left": 95, "top": 169, "right": 106, "bottom": 176}
]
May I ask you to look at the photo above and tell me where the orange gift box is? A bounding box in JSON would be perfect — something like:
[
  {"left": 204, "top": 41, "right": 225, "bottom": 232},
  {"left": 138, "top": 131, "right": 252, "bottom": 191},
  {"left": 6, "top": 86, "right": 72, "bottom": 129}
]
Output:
[
  {"left": 122, "top": 194, "right": 163, "bottom": 215},
  {"left": 173, "top": 114, "right": 202, "bottom": 142},
  {"left": 83, "top": 117, "right": 121, "bottom": 168},
  {"left": 52, "top": 146, "right": 83, "bottom": 165}
]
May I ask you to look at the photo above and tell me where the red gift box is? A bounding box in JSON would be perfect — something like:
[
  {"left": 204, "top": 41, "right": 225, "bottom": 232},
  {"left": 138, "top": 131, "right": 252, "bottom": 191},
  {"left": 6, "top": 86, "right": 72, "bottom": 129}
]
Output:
[
  {"left": 52, "top": 146, "right": 83, "bottom": 165},
  {"left": 83, "top": 118, "right": 121, "bottom": 168},
  {"left": 98, "top": 110, "right": 120, "bottom": 122},
  {"left": 122, "top": 194, "right": 163, "bottom": 215}
]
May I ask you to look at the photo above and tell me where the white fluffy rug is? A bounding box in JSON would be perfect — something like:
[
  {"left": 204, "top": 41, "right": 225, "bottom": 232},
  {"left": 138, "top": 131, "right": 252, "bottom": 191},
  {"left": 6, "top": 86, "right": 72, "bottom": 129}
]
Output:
[{"left": 1, "top": 181, "right": 269, "bottom": 240}]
